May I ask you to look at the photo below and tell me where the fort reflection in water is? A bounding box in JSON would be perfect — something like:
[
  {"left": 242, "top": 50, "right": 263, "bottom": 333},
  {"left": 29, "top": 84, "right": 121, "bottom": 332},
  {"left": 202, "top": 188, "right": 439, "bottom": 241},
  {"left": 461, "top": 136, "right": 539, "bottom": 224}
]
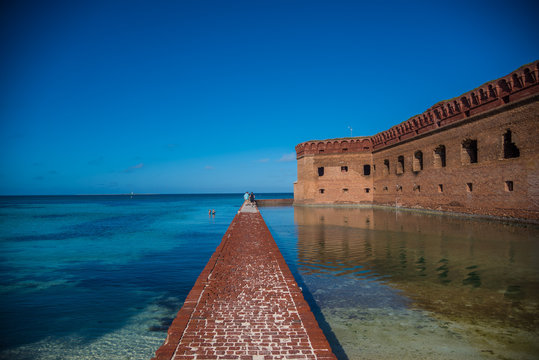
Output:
[{"left": 292, "top": 206, "right": 539, "bottom": 359}]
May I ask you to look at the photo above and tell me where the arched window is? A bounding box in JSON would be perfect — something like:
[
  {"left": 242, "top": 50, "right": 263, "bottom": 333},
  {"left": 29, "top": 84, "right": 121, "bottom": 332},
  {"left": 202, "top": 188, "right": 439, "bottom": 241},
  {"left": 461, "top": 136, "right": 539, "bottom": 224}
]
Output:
[
  {"left": 413, "top": 151, "right": 423, "bottom": 172},
  {"left": 433, "top": 145, "right": 446, "bottom": 168},
  {"left": 397, "top": 156, "right": 404, "bottom": 175}
]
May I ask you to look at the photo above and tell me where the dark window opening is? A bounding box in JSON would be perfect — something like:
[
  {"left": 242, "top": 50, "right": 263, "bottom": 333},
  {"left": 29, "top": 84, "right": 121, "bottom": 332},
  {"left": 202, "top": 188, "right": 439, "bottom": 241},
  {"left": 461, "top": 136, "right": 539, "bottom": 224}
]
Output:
[
  {"left": 434, "top": 145, "right": 446, "bottom": 168},
  {"left": 318, "top": 167, "right": 324, "bottom": 176},
  {"left": 413, "top": 151, "right": 423, "bottom": 172},
  {"left": 396, "top": 185, "right": 403, "bottom": 192},
  {"left": 365, "top": 188, "right": 370, "bottom": 193},
  {"left": 319, "top": 149, "right": 324, "bottom": 154},
  {"left": 413, "top": 184, "right": 420, "bottom": 192},
  {"left": 383, "top": 186, "right": 388, "bottom": 191},
  {"left": 342, "top": 148, "right": 348, "bottom": 152},
  {"left": 505, "top": 181, "right": 513, "bottom": 192},
  {"left": 503, "top": 129, "right": 520, "bottom": 158},
  {"left": 397, "top": 156, "right": 404, "bottom": 174},
  {"left": 341, "top": 166, "right": 348, "bottom": 172},
  {"left": 342, "top": 188, "right": 349, "bottom": 193},
  {"left": 462, "top": 139, "right": 478, "bottom": 164},
  {"left": 466, "top": 183, "right": 473, "bottom": 192},
  {"left": 363, "top": 164, "right": 371, "bottom": 176},
  {"left": 319, "top": 189, "right": 325, "bottom": 194},
  {"left": 438, "top": 184, "right": 443, "bottom": 193}
]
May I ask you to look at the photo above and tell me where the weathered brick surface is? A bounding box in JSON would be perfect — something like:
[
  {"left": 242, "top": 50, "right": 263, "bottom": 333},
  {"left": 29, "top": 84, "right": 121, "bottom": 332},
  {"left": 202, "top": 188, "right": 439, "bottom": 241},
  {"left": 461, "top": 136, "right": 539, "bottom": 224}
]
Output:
[
  {"left": 294, "top": 61, "right": 539, "bottom": 220},
  {"left": 152, "top": 204, "right": 336, "bottom": 360}
]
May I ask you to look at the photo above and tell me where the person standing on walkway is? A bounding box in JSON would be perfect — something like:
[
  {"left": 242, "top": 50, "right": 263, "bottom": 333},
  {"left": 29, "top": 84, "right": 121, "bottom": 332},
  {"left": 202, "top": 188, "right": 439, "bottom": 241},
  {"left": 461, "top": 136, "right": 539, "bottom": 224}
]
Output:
[
  {"left": 249, "top": 192, "right": 255, "bottom": 203},
  {"left": 244, "top": 192, "right": 249, "bottom": 202}
]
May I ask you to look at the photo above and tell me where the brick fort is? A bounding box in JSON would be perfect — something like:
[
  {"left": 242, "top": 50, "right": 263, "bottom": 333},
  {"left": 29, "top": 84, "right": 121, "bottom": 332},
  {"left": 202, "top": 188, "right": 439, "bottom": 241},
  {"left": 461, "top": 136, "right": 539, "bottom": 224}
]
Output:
[{"left": 294, "top": 61, "right": 539, "bottom": 221}]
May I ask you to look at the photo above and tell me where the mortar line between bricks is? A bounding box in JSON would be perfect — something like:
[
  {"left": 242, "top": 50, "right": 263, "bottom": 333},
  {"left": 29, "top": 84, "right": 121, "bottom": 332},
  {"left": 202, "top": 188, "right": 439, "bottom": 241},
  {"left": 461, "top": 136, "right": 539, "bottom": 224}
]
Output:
[
  {"left": 270, "top": 235, "right": 317, "bottom": 357},
  {"left": 152, "top": 204, "right": 337, "bottom": 360}
]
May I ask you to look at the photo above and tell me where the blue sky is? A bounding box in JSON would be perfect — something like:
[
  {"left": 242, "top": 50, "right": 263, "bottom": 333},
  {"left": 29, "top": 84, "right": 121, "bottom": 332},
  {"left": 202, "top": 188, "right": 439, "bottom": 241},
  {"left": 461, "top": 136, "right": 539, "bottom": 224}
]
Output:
[{"left": 1, "top": 0, "right": 537, "bottom": 195}]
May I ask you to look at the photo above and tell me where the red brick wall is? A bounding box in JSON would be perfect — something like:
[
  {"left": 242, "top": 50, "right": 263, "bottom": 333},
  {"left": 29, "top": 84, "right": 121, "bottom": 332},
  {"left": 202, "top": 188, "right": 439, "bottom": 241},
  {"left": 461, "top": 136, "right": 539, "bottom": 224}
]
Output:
[
  {"left": 294, "top": 152, "right": 374, "bottom": 204},
  {"left": 372, "top": 98, "right": 539, "bottom": 219},
  {"left": 294, "top": 61, "right": 539, "bottom": 220}
]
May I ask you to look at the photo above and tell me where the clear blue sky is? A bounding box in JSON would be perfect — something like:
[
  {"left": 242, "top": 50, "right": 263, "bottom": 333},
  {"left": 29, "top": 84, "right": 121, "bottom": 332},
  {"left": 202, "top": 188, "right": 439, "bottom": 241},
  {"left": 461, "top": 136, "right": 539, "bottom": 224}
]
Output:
[{"left": 1, "top": 0, "right": 537, "bottom": 195}]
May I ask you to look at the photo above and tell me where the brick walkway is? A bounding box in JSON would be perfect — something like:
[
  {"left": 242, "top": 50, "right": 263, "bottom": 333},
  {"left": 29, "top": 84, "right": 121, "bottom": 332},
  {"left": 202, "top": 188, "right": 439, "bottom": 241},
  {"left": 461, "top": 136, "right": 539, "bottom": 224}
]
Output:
[{"left": 152, "top": 203, "right": 336, "bottom": 360}]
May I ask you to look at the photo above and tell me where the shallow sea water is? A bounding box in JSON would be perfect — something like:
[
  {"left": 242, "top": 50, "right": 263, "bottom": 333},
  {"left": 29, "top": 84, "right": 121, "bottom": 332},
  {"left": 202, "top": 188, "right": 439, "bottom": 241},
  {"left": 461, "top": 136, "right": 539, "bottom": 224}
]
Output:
[
  {"left": 0, "top": 194, "right": 260, "bottom": 359},
  {"left": 261, "top": 206, "right": 539, "bottom": 360},
  {"left": 1, "top": 196, "right": 538, "bottom": 360}
]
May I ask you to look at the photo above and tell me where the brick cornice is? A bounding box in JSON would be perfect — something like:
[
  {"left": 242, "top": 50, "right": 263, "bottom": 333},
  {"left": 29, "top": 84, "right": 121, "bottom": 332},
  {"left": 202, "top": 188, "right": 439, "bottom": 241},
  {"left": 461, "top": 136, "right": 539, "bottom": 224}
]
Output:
[{"left": 296, "top": 61, "right": 539, "bottom": 157}]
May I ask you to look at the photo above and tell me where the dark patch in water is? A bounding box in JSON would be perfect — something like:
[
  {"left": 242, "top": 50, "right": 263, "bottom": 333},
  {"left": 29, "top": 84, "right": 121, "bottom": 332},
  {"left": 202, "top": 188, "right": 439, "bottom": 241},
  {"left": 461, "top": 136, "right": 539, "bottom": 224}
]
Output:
[
  {"left": 148, "top": 325, "right": 169, "bottom": 332},
  {"left": 155, "top": 298, "right": 182, "bottom": 312}
]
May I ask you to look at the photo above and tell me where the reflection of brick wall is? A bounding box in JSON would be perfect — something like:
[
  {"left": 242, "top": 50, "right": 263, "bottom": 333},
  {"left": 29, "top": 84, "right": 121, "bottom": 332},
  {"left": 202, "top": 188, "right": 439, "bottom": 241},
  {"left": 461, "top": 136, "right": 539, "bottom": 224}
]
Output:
[{"left": 294, "top": 61, "right": 539, "bottom": 220}]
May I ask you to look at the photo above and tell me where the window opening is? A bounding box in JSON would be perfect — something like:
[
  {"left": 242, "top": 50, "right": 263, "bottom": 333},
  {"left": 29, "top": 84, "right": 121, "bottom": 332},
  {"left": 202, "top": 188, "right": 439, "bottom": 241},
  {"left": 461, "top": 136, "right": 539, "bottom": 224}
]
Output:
[
  {"left": 365, "top": 188, "right": 370, "bottom": 193},
  {"left": 363, "top": 164, "right": 371, "bottom": 176},
  {"left": 466, "top": 183, "right": 473, "bottom": 192},
  {"left": 505, "top": 181, "right": 513, "bottom": 192},
  {"left": 342, "top": 148, "right": 348, "bottom": 152},
  {"left": 319, "top": 189, "right": 325, "bottom": 194},
  {"left": 397, "top": 156, "right": 404, "bottom": 174},
  {"left": 318, "top": 167, "right": 324, "bottom": 176},
  {"left": 413, "top": 184, "right": 420, "bottom": 192},
  {"left": 438, "top": 184, "right": 443, "bottom": 193},
  {"left": 413, "top": 151, "right": 423, "bottom": 172},
  {"left": 341, "top": 166, "right": 348, "bottom": 172},
  {"left": 433, "top": 145, "right": 446, "bottom": 168},
  {"left": 383, "top": 186, "right": 388, "bottom": 191},
  {"left": 461, "top": 139, "right": 478, "bottom": 164},
  {"left": 503, "top": 129, "right": 520, "bottom": 158},
  {"left": 383, "top": 159, "right": 390, "bottom": 176},
  {"left": 319, "top": 149, "right": 324, "bottom": 154},
  {"left": 342, "top": 188, "right": 349, "bottom": 193}
]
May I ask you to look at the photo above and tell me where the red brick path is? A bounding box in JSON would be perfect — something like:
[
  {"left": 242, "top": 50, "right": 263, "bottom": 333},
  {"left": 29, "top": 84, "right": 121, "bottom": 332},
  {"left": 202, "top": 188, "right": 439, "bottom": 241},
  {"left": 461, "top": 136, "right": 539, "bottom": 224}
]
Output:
[{"left": 152, "top": 204, "right": 337, "bottom": 360}]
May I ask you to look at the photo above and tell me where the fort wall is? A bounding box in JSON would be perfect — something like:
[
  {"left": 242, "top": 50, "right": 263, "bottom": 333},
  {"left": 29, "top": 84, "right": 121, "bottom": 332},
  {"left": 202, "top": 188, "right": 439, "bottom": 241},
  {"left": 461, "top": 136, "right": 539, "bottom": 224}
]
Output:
[{"left": 294, "top": 61, "right": 539, "bottom": 220}]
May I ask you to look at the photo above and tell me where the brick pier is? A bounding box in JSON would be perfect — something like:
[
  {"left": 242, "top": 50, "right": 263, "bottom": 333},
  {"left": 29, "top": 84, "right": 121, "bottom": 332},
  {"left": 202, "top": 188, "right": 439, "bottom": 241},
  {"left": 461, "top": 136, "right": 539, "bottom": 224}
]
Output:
[{"left": 152, "top": 202, "right": 337, "bottom": 360}]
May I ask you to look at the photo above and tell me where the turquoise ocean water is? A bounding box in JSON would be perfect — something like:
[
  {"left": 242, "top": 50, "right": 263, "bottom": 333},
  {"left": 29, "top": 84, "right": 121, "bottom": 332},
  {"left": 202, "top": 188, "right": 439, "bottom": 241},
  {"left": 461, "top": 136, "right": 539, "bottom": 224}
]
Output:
[
  {"left": 0, "top": 194, "right": 287, "bottom": 359},
  {"left": 1, "top": 195, "right": 538, "bottom": 360}
]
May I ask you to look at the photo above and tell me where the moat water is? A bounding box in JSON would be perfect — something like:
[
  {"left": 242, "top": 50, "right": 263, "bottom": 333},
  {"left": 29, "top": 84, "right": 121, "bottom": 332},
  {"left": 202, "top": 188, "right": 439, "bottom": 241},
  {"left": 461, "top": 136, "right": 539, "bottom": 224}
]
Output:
[
  {"left": 262, "top": 206, "right": 539, "bottom": 360},
  {"left": 0, "top": 195, "right": 537, "bottom": 359}
]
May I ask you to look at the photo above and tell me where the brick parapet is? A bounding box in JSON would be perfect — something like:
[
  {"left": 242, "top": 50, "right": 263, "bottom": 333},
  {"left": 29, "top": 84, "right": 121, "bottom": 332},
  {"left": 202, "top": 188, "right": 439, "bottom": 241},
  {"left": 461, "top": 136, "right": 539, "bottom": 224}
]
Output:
[
  {"left": 371, "top": 61, "right": 539, "bottom": 151},
  {"left": 295, "top": 137, "right": 372, "bottom": 159},
  {"left": 152, "top": 206, "right": 337, "bottom": 360},
  {"left": 295, "top": 61, "right": 539, "bottom": 157}
]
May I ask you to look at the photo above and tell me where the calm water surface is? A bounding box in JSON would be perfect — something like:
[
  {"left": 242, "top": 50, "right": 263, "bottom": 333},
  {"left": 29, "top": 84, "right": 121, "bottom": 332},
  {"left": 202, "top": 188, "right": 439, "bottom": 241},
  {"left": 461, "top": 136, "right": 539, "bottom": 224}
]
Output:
[
  {"left": 1, "top": 196, "right": 538, "bottom": 360},
  {"left": 0, "top": 194, "right": 284, "bottom": 360},
  {"left": 261, "top": 206, "right": 539, "bottom": 360}
]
